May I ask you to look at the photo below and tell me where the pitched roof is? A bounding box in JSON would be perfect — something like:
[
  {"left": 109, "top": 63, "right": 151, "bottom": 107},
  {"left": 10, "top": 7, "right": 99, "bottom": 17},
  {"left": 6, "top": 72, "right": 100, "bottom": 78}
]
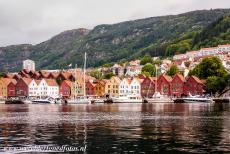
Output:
[
  {"left": 5, "top": 73, "right": 14, "bottom": 78},
  {"left": 174, "top": 74, "right": 185, "bottom": 82},
  {"left": 63, "top": 80, "right": 72, "bottom": 87},
  {"left": 191, "top": 76, "right": 203, "bottom": 84},
  {"left": 34, "top": 80, "right": 41, "bottom": 85},
  {"left": 163, "top": 75, "right": 172, "bottom": 82},
  {"left": 39, "top": 71, "right": 50, "bottom": 78},
  {"left": 50, "top": 72, "right": 60, "bottom": 78},
  {"left": 112, "top": 76, "right": 121, "bottom": 83},
  {"left": 21, "top": 78, "right": 33, "bottom": 85},
  {"left": 1, "top": 78, "right": 17, "bottom": 86},
  {"left": 61, "top": 72, "right": 72, "bottom": 79},
  {"left": 149, "top": 77, "right": 157, "bottom": 81},
  {"left": 44, "top": 79, "right": 58, "bottom": 87}
]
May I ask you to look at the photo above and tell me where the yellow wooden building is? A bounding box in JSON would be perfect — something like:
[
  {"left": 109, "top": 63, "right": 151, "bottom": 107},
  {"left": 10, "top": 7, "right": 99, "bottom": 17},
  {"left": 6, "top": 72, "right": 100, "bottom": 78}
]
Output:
[{"left": 105, "top": 76, "right": 121, "bottom": 97}]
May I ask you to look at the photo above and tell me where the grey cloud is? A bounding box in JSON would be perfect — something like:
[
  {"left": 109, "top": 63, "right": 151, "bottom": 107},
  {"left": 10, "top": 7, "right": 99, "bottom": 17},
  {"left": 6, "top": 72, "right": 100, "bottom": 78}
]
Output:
[{"left": 0, "top": 0, "right": 230, "bottom": 46}]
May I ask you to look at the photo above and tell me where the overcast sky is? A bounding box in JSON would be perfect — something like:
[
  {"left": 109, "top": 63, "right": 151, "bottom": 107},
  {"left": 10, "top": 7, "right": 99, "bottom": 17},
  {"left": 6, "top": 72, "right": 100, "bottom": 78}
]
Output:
[{"left": 0, "top": 0, "right": 230, "bottom": 46}]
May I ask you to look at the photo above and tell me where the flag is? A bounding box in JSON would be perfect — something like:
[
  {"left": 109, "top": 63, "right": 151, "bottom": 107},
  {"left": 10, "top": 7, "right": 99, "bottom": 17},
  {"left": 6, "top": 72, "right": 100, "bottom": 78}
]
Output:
[{"left": 68, "top": 63, "right": 72, "bottom": 67}]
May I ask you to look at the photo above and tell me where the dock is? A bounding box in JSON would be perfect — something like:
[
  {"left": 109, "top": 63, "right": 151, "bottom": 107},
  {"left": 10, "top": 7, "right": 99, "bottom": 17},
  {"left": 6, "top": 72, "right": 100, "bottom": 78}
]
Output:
[{"left": 213, "top": 98, "right": 230, "bottom": 103}]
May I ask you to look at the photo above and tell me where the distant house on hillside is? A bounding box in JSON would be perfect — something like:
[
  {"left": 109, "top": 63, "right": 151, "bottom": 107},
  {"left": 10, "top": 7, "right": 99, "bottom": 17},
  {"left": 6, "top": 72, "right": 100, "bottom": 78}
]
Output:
[{"left": 23, "top": 59, "right": 35, "bottom": 72}]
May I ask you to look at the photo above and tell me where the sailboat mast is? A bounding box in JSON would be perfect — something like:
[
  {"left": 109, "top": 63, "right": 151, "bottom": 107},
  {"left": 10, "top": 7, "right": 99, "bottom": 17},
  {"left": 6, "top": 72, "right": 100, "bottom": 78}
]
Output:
[
  {"left": 155, "top": 65, "right": 157, "bottom": 93},
  {"left": 83, "top": 52, "right": 86, "bottom": 97},
  {"left": 74, "top": 64, "right": 77, "bottom": 99}
]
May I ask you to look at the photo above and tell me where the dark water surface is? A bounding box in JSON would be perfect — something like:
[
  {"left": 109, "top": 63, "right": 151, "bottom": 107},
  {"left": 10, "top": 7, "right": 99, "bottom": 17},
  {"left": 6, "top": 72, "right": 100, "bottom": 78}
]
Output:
[{"left": 0, "top": 103, "right": 229, "bottom": 153}]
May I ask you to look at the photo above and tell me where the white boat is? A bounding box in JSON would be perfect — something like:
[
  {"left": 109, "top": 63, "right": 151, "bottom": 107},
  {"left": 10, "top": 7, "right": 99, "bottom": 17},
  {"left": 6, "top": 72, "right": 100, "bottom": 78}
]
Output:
[
  {"left": 67, "top": 96, "right": 91, "bottom": 104},
  {"left": 145, "top": 92, "right": 173, "bottom": 103},
  {"left": 112, "top": 95, "right": 143, "bottom": 103},
  {"left": 181, "top": 97, "right": 213, "bottom": 103},
  {"left": 180, "top": 93, "right": 213, "bottom": 103},
  {"left": 67, "top": 52, "right": 91, "bottom": 104},
  {"left": 32, "top": 98, "right": 55, "bottom": 104}
]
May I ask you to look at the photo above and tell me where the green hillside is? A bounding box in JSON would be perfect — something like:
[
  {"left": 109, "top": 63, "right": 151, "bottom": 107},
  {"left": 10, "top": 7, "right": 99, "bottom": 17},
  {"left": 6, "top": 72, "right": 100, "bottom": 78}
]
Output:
[{"left": 0, "top": 9, "right": 230, "bottom": 72}]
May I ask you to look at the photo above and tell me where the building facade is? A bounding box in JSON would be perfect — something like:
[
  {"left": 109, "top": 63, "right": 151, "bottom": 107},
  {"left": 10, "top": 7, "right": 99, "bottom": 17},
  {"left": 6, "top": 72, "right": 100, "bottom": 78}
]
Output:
[
  {"left": 23, "top": 59, "right": 35, "bottom": 71},
  {"left": 141, "top": 77, "right": 156, "bottom": 98},
  {"left": 105, "top": 76, "right": 121, "bottom": 97},
  {"left": 157, "top": 75, "right": 172, "bottom": 96},
  {"left": 171, "top": 74, "right": 185, "bottom": 97}
]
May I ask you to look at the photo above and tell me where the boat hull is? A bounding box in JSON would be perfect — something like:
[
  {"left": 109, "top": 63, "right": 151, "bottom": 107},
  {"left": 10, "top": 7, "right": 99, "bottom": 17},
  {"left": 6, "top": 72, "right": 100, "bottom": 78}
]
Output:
[
  {"left": 145, "top": 98, "right": 173, "bottom": 103},
  {"left": 174, "top": 98, "right": 213, "bottom": 103},
  {"left": 67, "top": 99, "right": 91, "bottom": 104},
  {"left": 112, "top": 98, "right": 143, "bottom": 103}
]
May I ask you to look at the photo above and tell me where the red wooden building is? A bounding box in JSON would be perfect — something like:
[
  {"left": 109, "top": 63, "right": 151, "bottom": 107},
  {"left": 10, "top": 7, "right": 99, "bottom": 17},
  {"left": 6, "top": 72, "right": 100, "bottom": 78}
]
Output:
[
  {"left": 60, "top": 80, "right": 72, "bottom": 98},
  {"left": 15, "top": 78, "right": 32, "bottom": 97},
  {"left": 184, "top": 76, "right": 205, "bottom": 96},
  {"left": 171, "top": 74, "right": 186, "bottom": 97},
  {"left": 157, "top": 75, "right": 172, "bottom": 96},
  {"left": 141, "top": 77, "right": 156, "bottom": 98},
  {"left": 86, "top": 80, "right": 95, "bottom": 96}
]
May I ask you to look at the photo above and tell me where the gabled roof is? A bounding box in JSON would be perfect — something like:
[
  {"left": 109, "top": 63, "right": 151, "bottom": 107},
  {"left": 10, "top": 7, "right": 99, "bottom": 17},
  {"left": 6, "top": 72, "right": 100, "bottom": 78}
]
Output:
[
  {"left": 39, "top": 71, "right": 50, "bottom": 78},
  {"left": 62, "top": 80, "right": 72, "bottom": 87},
  {"left": 121, "top": 78, "right": 131, "bottom": 84},
  {"left": 149, "top": 77, "right": 157, "bottom": 82},
  {"left": 44, "top": 79, "right": 58, "bottom": 87},
  {"left": 173, "top": 74, "right": 185, "bottom": 82},
  {"left": 61, "top": 72, "right": 72, "bottom": 79},
  {"left": 162, "top": 75, "right": 172, "bottom": 82},
  {"left": 1, "top": 78, "right": 17, "bottom": 86},
  {"left": 5, "top": 73, "right": 14, "bottom": 78},
  {"left": 21, "top": 78, "right": 33, "bottom": 85},
  {"left": 34, "top": 80, "right": 41, "bottom": 85},
  {"left": 191, "top": 76, "right": 203, "bottom": 84},
  {"left": 49, "top": 72, "right": 60, "bottom": 79},
  {"left": 111, "top": 76, "right": 121, "bottom": 83}
]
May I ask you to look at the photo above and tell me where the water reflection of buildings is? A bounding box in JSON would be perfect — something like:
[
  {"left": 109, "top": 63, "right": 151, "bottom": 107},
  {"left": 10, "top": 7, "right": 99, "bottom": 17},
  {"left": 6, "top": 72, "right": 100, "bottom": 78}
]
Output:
[
  {"left": 0, "top": 104, "right": 30, "bottom": 146},
  {"left": 0, "top": 103, "right": 229, "bottom": 153},
  {"left": 137, "top": 103, "right": 229, "bottom": 153}
]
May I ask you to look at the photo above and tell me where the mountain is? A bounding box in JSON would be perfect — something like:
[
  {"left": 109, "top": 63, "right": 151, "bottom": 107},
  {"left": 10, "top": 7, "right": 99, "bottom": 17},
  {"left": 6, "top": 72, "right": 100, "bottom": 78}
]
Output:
[
  {"left": 1, "top": 9, "right": 230, "bottom": 72},
  {"left": 165, "top": 10, "right": 230, "bottom": 55},
  {"left": 192, "top": 11, "right": 230, "bottom": 49}
]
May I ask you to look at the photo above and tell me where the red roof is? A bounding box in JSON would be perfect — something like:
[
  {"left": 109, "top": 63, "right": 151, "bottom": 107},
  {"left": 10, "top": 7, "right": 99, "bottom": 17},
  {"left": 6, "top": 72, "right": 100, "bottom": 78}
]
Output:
[
  {"left": 44, "top": 79, "right": 58, "bottom": 87},
  {"left": 191, "top": 76, "right": 203, "bottom": 84},
  {"left": 62, "top": 80, "right": 72, "bottom": 87},
  {"left": 174, "top": 74, "right": 185, "bottom": 82},
  {"left": 21, "top": 78, "right": 33, "bottom": 85},
  {"left": 1, "top": 78, "right": 17, "bottom": 86},
  {"left": 163, "top": 75, "right": 172, "bottom": 82}
]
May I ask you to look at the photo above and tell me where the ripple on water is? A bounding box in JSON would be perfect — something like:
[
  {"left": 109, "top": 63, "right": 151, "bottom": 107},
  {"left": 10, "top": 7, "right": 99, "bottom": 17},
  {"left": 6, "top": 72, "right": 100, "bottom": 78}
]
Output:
[{"left": 0, "top": 103, "right": 229, "bottom": 153}]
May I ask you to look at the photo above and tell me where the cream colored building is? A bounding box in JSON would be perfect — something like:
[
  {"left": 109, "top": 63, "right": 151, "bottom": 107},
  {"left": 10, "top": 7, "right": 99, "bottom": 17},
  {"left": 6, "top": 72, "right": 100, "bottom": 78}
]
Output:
[{"left": 105, "top": 76, "right": 121, "bottom": 97}]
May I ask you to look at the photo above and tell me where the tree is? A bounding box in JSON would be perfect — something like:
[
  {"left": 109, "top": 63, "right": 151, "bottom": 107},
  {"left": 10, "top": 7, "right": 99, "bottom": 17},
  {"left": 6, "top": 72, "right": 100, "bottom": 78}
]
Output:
[
  {"left": 102, "top": 63, "right": 110, "bottom": 68},
  {"left": 141, "top": 63, "right": 156, "bottom": 76},
  {"left": 189, "top": 57, "right": 227, "bottom": 79},
  {"left": 167, "top": 64, "right": 179, "bottom": 76},
  {"left": 140, "top": 55, "right": 153, "bottom": 65},
  {"left": 90, "top": 70, "right": 103, "bottom": 80},
  {"left": 206, "top": 75, "right": 228, "bottom": 95},
  {"left": 103, "top": 72, "right": 114, "bottom": 79}
]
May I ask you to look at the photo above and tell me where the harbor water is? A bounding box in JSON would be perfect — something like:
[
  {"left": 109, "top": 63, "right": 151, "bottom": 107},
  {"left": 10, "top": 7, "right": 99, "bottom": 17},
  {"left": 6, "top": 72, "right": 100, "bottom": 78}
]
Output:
[{"left": 0, "top": 103, "right": 229, "bottom": 153}]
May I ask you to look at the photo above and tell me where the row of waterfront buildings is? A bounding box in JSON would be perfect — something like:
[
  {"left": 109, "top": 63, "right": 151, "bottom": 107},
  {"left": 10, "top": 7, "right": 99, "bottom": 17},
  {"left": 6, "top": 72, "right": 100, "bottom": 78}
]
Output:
[
  {"left": 0, "top": 69, "right": 205, "bottom": 99},
  {"left": 2, "top": 43, "right": 230, "bottom": 99}
]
